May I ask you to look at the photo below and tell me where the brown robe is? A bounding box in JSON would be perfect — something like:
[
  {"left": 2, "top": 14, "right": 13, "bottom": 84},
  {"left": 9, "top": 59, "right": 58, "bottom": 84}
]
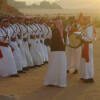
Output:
[{"left": 45, "top": 27, "right": 66, "bottom": 51}]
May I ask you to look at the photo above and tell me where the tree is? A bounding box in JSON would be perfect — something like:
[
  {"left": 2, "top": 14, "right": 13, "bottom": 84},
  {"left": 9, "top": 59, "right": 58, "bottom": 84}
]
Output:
[
  {"left": 0, "top": 0, "right": 22, "bottom": 15},
  {"left": 40, "top": 1, "right": 51, "bottom": 9}
]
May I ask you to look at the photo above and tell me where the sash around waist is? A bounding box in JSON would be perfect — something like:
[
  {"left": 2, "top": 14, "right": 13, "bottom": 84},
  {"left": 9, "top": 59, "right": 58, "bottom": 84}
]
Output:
[
  {"left": 11, "top": 38, "right": 16, "bottom": 42},
  {"left": 23, "top": 38, "right": 28, "bottom": 42},
  {"left": 0, "top": 42, "right": 9, "bottom": 47},
  {"left": 30, "top": 35, "right": 35, "bottom": 39}
]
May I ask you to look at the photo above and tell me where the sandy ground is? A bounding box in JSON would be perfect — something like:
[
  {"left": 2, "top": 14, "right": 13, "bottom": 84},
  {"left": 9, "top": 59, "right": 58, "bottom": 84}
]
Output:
[{"left": 0, "top": 29, "right": 100, "bottom": 100}]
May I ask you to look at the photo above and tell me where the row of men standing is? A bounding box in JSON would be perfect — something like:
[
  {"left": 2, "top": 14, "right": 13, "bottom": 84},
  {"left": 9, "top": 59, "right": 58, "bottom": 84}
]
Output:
[{"left": 0, "top": 16, "right": 52, "bottom": 77}]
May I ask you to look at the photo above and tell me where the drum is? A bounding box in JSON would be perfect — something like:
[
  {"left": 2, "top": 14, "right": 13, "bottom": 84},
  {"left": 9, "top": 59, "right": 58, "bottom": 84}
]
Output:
[{"left": 68, "top": 32, "right": 82, "bottom": 48}]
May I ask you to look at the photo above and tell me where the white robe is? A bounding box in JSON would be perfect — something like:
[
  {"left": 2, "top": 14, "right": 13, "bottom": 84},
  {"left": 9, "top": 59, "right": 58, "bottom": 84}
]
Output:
[
  {"left": 0, "top": 46, "right": 18, "bottom": 77},
  {"left": 44, "top": 51, "right": 67, "bottom": 87},
  {"left": 80, "top": 25, "right": 94, "bottom": 79},
  {"left": 17, "top": 24, "right": 28, "bottom": 68},
  {"left": 8, "top": 25, "right": 23, "bottom": 71},
  {"left": 35, "top": 30, "right": 45, "bottom": 63},
  {"left": 41, "top": 40, "right": 48, "bottom": 62},
  {"left": 23, "top": 40, "right": 33, "bottom": 67},
  {"left": 10, "top": 41, "right": 23, "bottom": 71},
  {"left": 65, "top": 24, "right": 81, "bottom": 70},
  {"left": 66, "top": 47, "right": 81, "bottom": 70},
  {"left": 28, "top": 25, "right": 43, "bottom": 66},
  {"left": 35, "top": 24, "right": 45, "bottom": 63},
  {"left": 40, "top": 25, "right": 50, "bottom": 62},
  {"left": 23, "top": 25, "right": 34, "bottom": 67},
  {"left": 29, "top": 39, "right": 43, "bottom": 65},
  {"left": 17, "top": 39, "right": 28, "bottom": 68},
  {"left": 35, "top": 38, "right": 44, "bottom": 64},
  {"left": 0, "top": 28, "right": 18, "bottom": 77},
  {"left": 46, "top": 26, "right": 52, "bottom": 54},
  {"left": 14, "top": 24, "right": 28, "bottom": 69}
]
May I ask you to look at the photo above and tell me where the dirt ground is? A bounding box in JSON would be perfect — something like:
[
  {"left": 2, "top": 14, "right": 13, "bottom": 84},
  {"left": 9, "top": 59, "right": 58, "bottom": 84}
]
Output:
[{"left": 0, "top": 29, "right": 100, "bottom": 100}]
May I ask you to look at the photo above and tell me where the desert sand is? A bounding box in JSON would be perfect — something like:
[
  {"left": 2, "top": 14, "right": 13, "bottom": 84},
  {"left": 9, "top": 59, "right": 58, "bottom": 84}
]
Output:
[{"left": 0, "top": 29, "right": 100, "bottom": 100}]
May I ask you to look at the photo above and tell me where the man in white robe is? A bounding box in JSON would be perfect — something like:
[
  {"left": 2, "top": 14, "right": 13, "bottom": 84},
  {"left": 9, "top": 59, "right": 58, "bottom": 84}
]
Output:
[
  {"left": 29, "top": 24, "right": 43, "bottom": 66},
  {"left": 17, "top": 23, "right": 28, "bottom": 70},
  {"left": 40, "top": 24, "right": 49, "bottom": 63},
  {"left": 80, "top": 16, "right": 95, "bottom": 82},
  {"left": 35, "top": 24, "right": 45, "bottom": 64},
  {"left": 7, "top": 23, "right": 23, "bottom": 72},
  {"left": 65, "top": 19, "right": 81, "bottom": 74},
  {"left": 0, "top": 23, "right": 18, "bottom": 77},
  {"left": 22, "top": 23, "right": 33, "bottom": 67},
  {"left": 13, "top": 22, "right": 28, "bottom": 71},
  {"left": 44, "top": 21, "right": 67, "bottom": 88}
]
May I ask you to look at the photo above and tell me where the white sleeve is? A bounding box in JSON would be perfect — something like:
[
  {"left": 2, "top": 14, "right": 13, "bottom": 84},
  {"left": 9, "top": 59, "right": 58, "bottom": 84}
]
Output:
[
  {"left": 82, "top": 27, "right": 94, "bottom": 42},
  {"left": 66, "top": 33, "right": 69, "bottom": 45},
  {"left": 65, "top": 26, "right": 68, "bottom": 32},
  {"left": 47, "top": 27, "right": 52, "bottom": 39}
]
